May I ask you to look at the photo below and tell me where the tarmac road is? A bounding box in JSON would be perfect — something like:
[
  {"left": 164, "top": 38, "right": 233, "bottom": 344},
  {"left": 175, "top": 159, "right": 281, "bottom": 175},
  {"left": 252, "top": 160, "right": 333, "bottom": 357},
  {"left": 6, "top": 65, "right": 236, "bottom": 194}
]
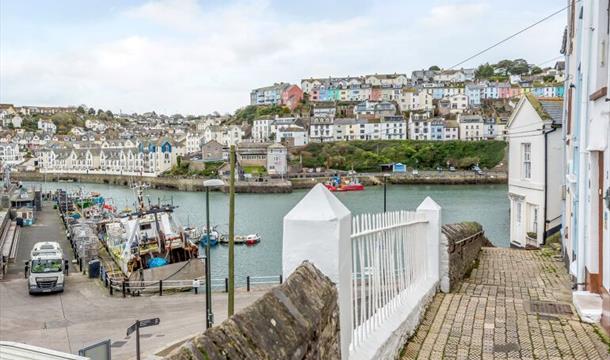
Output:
[{"left": 0, "top": 202, "right": 265, "bottom": 359}]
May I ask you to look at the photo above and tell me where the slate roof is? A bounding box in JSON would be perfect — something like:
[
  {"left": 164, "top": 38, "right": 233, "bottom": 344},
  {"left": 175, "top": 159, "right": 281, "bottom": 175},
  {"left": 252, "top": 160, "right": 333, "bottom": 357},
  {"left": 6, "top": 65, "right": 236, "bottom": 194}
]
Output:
[{"left": 538, "top": 99, "right": 563, "bottom": 125}]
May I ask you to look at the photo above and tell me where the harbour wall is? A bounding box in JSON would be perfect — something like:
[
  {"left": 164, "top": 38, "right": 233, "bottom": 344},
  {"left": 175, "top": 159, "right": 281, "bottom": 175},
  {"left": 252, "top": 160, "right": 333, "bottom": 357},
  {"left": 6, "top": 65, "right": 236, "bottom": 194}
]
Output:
[{"left": 13, "top": 170, "right": 506, "bottom": 193}]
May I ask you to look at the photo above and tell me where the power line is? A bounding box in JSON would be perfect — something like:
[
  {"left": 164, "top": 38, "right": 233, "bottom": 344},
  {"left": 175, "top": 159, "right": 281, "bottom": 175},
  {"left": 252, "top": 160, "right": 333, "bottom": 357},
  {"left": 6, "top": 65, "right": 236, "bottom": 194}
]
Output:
[
  {"left": 534, "top": 55, "right": 564, "bottom": 68},
  {"left": 448, "top": 3, "right": 574, "bottom": 70}
]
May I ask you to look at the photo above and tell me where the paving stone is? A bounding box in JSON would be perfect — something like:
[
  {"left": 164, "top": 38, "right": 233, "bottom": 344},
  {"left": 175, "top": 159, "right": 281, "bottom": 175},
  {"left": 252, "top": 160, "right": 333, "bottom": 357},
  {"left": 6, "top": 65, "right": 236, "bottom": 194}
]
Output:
[{"left": 399, "top": 248, "right": 610, "bottom": 359}]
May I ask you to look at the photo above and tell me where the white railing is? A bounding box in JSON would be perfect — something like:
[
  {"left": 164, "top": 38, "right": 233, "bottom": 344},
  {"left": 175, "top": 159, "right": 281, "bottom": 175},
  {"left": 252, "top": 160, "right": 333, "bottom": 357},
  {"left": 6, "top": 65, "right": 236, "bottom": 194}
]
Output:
[
  {"left": 283, "top": 184, "right": 442, "bottom": 360},
  {"left": 350, "top": 211, "right": 429, "bottom": 352}
]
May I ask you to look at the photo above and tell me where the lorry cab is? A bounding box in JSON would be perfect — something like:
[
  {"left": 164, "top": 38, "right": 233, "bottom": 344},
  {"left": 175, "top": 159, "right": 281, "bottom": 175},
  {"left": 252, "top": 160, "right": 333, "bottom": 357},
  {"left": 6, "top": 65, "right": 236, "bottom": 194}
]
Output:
[
  {"left": 26, "top": 242, "right": 66, "bottom": 295},
  {"left": 30, "top": 242, "right": 63, "bottom": 257}
]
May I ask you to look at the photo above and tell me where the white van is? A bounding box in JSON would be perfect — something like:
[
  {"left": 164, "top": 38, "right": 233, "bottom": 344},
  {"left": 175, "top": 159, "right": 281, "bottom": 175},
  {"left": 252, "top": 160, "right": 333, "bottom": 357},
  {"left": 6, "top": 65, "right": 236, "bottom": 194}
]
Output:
[{"left": 26, "top": 242, "right": 67, "bottom": 295}]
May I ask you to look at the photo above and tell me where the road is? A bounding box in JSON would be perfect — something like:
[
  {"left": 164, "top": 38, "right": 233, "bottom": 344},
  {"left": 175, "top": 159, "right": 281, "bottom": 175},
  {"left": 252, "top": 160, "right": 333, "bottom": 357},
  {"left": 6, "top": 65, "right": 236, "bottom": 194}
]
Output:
[
  {"left": 0, "top": 202, "right": 266, "bottom": 359},
  {"left": 5, "top": 202, "right": 74, "bottom": 280}
]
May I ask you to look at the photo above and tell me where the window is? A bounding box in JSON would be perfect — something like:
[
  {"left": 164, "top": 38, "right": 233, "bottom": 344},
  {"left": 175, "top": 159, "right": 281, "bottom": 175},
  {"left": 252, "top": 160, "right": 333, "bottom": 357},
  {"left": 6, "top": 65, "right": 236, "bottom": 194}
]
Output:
[
  {"left": 522, "top": 143, "right": 532, "bottom": 179},
  {"left": 532, "top": 206, "right": 539, "bottom": 233},
  {"left": 516, "top": 201, "right": 522, "bottom": 224}
]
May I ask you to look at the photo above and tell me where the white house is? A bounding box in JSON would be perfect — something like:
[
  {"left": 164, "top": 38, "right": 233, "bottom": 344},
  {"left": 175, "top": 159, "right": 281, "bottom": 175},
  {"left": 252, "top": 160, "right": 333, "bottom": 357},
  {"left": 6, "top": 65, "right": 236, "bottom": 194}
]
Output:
[
  {"left": 185, "top": 132, "right": 204, "bottom": 154},
  {"left": 37, "top": 119, "right": 57, "bottom": 134},
  {"left": 309, "top": 117, "right": 334, "bottom": 142},
  {"left": 276, "top": 126, "right": 308, "bottom": 146},
  {"left": 448, "top": 94, "right": 469, "bottom": 114},
  {"left": 266, "top": 143, "right": 288, "bottom": 175},
  {"left": 561, "top": 0, "right": 610, "bottom": 330},
  {"left": 408, "top": 112, "right": 432, "bottom": 140},
  {"left": 458, "top": 115, "right": 484, "bottom": 141},
  {"left": 507, "top": 95, "right": 563, "bottom": 249},
  {"left": 252, "top": 118, "right": 274, "bottom": 141},
  {"left": 380, "top": 116, "right": 407, "bottom": 140},
  {"left": 0, "top": 143, "right": 23, "bottom": 165}
]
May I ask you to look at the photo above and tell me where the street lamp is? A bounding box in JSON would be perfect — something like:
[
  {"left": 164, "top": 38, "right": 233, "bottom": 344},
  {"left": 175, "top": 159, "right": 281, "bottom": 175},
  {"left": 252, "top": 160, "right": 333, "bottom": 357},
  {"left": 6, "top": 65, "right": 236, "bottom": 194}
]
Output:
[
  {"left": 202, "top": 178, "right": 224, "bottom": 329},
  {"left": 383, "top": 173, "right": 391, "bottom": 212}
]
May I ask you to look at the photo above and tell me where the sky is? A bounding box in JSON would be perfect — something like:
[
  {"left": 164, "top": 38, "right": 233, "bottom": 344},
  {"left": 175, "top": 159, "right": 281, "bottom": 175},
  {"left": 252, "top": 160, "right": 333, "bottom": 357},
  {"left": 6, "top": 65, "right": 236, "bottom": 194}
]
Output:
[{"left": 0, "top": 0, "right": 567, "bottom": 115}]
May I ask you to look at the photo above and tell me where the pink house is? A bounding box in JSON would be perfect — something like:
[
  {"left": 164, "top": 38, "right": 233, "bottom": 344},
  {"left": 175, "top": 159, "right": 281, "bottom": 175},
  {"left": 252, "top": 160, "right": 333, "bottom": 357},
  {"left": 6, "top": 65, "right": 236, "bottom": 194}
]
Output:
[
  {"left": 509, "top": 87, "right": 523, "bottom": 98},
  {"left": 369, "top": 88, "right": 382, "bottom": 101},
  {"left": 281, "top": 85, "right": 304, "bottom": 110}
]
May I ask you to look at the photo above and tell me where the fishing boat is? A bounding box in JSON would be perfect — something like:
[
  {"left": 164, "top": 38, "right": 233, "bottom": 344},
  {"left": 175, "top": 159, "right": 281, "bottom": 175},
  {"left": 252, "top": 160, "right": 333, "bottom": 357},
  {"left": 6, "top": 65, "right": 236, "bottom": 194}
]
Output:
[
  {"left": 96, "top": 183, "right": 199, "bottom": 279},
  {"left": 324, "top": 174, "right": 365, "bottom": 192}
]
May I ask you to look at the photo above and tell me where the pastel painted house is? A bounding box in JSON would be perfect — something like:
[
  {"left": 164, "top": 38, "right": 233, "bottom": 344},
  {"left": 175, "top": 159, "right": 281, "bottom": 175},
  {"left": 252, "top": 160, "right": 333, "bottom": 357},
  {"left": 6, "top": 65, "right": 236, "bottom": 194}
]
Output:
[{"left": 507, "top": 95, "right": 563, "bottom": 248}]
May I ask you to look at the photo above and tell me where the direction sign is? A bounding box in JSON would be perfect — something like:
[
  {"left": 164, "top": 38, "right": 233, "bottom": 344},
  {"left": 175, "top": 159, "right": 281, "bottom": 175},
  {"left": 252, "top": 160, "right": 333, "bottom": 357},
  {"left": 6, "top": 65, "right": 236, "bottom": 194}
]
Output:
[
  {"left": 126, "top": 323, "right": 137, "bottom": 336},
  {"left": 139, "top": 318, "right": 160, "bottom": 328}
]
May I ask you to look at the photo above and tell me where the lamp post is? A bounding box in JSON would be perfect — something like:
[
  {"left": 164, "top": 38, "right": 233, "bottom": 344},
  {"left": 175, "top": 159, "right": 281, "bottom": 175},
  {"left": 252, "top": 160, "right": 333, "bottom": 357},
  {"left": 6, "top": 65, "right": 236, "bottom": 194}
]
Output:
[
  {"left": 383, "top": 173, "right": 391, "bottom": 212},
  {"left": 202, "top": 178, "right": 224, "bottom": 329}
]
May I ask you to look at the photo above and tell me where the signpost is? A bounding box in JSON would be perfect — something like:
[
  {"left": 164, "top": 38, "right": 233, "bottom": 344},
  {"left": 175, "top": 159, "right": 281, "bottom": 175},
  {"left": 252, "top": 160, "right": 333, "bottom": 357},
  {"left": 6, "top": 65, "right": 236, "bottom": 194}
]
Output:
[{"left": 126, "top": 318, "right": 160, "bottom": 360}]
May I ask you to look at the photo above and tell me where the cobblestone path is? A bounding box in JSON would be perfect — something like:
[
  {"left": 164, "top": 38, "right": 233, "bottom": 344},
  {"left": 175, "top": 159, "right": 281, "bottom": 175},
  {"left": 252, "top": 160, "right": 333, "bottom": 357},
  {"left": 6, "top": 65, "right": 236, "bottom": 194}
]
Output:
[{"left": 401, "top": 248, "right": 610, "bottom": 359}]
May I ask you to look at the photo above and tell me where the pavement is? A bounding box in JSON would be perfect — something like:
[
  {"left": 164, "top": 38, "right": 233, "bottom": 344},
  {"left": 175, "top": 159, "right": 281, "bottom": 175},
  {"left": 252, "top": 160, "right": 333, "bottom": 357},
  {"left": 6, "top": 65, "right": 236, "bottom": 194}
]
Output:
[
  {"left": 401, "top": 248, "right": 610, "bottom": 360},
  {"left": 0, "top": 202, "right": 266, "bottom": 359}
]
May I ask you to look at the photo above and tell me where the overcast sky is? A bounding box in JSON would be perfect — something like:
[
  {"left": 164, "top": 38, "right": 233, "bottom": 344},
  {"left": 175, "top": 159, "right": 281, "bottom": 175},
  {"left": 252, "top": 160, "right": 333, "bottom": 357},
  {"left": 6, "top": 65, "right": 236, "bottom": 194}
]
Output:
[{"left": 0, "top": 0, "right": 566, "bottom": 115}]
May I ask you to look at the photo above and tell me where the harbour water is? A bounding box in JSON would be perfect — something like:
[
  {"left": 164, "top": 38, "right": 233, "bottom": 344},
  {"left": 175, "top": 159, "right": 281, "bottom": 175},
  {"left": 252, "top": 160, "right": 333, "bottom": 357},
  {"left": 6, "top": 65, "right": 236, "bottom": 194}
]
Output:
[{"left": 24, "top": 181, "right": 509, "bottom": 280}]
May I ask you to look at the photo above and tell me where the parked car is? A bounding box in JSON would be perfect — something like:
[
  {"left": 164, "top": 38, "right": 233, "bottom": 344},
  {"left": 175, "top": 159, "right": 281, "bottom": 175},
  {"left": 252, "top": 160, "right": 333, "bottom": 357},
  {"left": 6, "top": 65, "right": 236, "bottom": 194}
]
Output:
[{"left": 448, "top": 166, "right": 456, "bottom": 172}]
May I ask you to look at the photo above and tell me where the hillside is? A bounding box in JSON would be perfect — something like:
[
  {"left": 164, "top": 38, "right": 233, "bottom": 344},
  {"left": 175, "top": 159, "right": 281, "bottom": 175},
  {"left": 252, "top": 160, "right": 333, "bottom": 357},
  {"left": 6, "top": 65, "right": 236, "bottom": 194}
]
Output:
[{"left": 291, "top": 140, "right": 507, "bottom": 172}]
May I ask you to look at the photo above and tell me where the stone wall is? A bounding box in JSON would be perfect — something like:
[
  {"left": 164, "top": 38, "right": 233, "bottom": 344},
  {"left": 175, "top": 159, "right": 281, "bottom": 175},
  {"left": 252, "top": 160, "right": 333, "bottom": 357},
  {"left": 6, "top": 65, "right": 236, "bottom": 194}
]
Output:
[
  {"left": 440, "top": 222, "right": 493, "bottom": 292},
  {"left": 12, "top": 171, "right": 292, "bottom": 193},
  {"left": 164, "top": 261, "right": 340, "bottom": 360}
]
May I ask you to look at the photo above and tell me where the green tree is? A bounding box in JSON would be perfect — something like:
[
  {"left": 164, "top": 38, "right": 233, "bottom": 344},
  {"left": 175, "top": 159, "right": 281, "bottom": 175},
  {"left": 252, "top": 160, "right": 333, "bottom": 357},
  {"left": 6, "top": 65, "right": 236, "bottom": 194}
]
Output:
[
  {"left": 428, "top": 65, "right": 440, "bottom": 71},
  {"left": 530, "top": 66, "right": 543, "bottom": 75},
  {"left": 88, "top": 108, "right": 95, "bottom": 115},
  {"left": 475, "top": 63, "right": 494, "bottom": 79},
  {"left": 509, "top": 59, "right": 529, "bottom": 75}
]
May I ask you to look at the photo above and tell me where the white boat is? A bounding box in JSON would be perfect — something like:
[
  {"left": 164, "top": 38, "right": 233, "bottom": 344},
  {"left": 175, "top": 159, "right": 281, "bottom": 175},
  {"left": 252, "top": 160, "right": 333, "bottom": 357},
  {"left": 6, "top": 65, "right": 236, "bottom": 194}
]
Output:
[{"left": 219, "top": 233, "right": 261, "bottom": 245}]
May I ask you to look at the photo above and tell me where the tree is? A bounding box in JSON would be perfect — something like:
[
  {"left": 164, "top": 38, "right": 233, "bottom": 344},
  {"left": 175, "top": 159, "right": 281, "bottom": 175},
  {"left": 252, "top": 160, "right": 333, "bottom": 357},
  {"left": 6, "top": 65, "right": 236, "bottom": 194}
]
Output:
[
  {"left": 97, "top": 109, "right": 104, "bottom": 116},
  {"left": 530, "top": 66, "right": 543, "bottom": 75},
  {"left": 88, "top": 108, "right": 96, "bottom": 116},
  {"left": 475, "top": 63, "right": 494, "bottom": 79},
  {"left": 495, "top": 59, "right": 514, "bottom": 73},
  {"left": 509, "top": 58, "right": 529, "bottom": 75},
  {"left": 105, "top": 110, "right": 113, "bottom": 118},
  {"left": 428, "top": 65, "right": 440, "bottom": 71},
  {"left": 76, "top": 106, "right": 85, "bottom": 114}
]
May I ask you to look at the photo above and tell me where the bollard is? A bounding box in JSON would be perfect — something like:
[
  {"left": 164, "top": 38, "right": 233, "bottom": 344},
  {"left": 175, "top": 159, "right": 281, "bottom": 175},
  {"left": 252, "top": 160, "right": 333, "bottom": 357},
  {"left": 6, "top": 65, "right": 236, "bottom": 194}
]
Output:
[
  {"left": 159, "top": 280, "right": 163, "bottom": 296},
  {"left": 193, "top": 279, "right": 200, "bottom": 295},
  {"left": 122, "top": 281, "right": 126, "bottom": 298},
  {"left": 224, "top": 278, "right": 228, "bottom": 293},
  {"left": 79, "top": 258, "right": 83, "bottom": 273},
  {"left": 109, "top": 279, "right": 113, "bottom": 296},
  {"left": 104, "top": 273, "right": 108, "bottom": 288},
  {"left": 279, "top": 274, "right": 283, "bottom": 284},
  {"left": 246, "top": 276, "right": 250, "bottom": 292}
]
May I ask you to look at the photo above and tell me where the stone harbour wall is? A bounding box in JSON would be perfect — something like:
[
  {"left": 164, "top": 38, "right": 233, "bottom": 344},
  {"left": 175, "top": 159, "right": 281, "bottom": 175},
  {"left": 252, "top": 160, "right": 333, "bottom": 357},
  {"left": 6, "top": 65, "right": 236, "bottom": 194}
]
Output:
[
  {"left": 440, "top": 222, "right": 493, "bottom": 292},
  {"left": 164, "top": 261, "right": 340, "bottom": 360}
]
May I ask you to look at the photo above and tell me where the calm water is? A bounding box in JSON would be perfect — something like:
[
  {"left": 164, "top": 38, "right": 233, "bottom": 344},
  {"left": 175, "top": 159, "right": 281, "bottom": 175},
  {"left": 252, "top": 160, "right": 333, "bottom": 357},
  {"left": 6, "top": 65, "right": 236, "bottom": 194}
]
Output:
[{"left": 24, "top": 181, "right": 509, "bottom": 280}]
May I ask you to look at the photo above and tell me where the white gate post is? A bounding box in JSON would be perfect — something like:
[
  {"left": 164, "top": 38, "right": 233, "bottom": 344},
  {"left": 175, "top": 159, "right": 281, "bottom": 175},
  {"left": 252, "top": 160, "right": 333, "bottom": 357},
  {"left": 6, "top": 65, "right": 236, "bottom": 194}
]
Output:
[
  {"left": 283, "top": 184, "right": 353, "bottom": 359},
  {"left": 417, "top": 197, "right": 442, "bottom": 284}
]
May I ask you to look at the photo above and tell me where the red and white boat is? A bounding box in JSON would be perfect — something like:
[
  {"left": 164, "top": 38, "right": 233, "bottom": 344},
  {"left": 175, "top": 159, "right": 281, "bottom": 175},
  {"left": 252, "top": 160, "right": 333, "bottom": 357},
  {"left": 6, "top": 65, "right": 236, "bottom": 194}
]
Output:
[{"left": 324, "top": 174, "right": 365, "bottom": 192}]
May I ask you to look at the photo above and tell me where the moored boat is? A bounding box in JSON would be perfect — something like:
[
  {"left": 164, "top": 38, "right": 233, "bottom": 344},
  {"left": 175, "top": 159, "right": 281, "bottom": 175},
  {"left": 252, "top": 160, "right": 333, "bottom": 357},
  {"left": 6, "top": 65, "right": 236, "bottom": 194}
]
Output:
[{"left": 324, "top": 174, "right": 365, "bottom": 192}]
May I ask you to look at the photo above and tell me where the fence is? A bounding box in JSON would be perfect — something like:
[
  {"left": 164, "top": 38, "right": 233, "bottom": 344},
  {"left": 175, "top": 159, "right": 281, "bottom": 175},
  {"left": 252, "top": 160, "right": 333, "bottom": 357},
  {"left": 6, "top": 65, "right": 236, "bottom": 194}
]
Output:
[
  {"left": 100, "top": 269, "right": 283, "bottom": 297},
  {"left": 283, "top": 184, "right": 442, "bottom": 360}
]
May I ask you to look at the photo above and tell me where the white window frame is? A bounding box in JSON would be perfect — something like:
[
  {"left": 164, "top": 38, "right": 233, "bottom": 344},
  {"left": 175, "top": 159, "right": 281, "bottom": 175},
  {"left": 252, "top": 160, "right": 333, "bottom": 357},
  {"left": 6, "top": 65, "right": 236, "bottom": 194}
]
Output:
[{"left": 522, "top": 143, "right": 532, "bottom": 179}]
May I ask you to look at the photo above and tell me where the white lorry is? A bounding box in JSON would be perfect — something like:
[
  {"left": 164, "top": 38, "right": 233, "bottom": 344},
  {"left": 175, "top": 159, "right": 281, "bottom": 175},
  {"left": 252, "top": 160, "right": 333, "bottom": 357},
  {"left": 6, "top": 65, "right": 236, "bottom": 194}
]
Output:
[{"left": 25, "top": 241, "right": 67, "bottom": 295}]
